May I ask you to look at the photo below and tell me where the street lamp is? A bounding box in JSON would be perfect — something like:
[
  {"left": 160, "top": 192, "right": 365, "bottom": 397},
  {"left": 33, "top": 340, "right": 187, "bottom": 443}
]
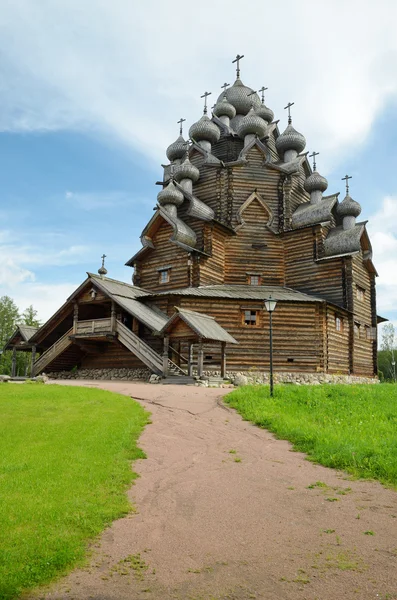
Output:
[{"left": 264, "top": 296, "right": 278, "bottom": 396}]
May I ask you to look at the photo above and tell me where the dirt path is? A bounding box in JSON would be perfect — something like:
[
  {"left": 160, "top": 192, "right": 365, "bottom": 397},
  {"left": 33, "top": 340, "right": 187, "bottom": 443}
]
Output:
[{"left": 32, "top": 380, "right": 397, "bottom": 600}]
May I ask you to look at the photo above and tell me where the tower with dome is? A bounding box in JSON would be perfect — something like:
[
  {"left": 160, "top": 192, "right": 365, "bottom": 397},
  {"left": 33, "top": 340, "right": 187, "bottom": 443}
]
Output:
[{"left": 23, "top": 56, "right": 381, "bottom": 382}]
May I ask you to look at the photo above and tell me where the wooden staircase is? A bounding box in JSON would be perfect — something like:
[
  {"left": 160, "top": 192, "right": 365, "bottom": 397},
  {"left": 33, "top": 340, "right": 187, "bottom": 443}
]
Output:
[
  {"left": 116, "top": 321, "right": 186, "bottom": 377},
  {"left": 32, "top": 328, "right": 73, "bottom": 375},
  {"left": 33, "top": 321, "right": 187, "bottom": 378}
]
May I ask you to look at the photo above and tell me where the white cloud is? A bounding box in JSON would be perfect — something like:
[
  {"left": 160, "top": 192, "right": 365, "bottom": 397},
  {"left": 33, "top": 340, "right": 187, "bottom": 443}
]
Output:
[
  {"left": 0, "top": 0, "right": 396, "bottom": 169},
  {"left": 367, "top": 197, "right": 397, "bottom": 315},
  {"left": 10, "top": 282, "right": 78, "bottom": 323}
]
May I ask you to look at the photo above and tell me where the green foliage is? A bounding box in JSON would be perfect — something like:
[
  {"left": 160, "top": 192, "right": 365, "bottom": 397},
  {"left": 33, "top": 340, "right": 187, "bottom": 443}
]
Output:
[
  {"left": 379, "top": 323, "right": 396, "bottom": 382},
  {"left": 225, "top": 384, "right": 397, "bottom": 487},
  {"left": 0, "top": 296, "right": 42, "bottom": 376},
  {"left": 0, "top": 385, "right": 149, "bottom": 599}
]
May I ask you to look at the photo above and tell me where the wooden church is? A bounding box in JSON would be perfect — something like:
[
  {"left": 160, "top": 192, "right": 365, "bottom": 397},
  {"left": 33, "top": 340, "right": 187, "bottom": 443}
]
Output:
[{"left": 22, "top": 56, "right": 381, "bottom": 380}]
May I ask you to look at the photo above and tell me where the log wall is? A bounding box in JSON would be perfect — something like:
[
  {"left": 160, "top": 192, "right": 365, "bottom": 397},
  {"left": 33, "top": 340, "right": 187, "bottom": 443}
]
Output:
[
  {"left": 325, "top": 305, "right": 350, "bottom": 374},
  {"left": 81, "top": 340, "right": 146, "bottom": 369}
]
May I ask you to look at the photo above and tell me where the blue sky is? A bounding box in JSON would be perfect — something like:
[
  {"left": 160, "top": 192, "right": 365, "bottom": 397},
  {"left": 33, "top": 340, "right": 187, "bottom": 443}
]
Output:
[{"left": 0, "top": 0, "right": 396, "bottom": 338}]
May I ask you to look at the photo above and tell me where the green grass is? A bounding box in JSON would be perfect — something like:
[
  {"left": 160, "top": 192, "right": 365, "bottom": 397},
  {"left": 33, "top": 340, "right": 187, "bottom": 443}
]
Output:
[
  {"left": 225, "top": 384, "right": 397, "bottom": 487},
  {"left": 0, "top": 384, "right": 149, "bottom": 600}
]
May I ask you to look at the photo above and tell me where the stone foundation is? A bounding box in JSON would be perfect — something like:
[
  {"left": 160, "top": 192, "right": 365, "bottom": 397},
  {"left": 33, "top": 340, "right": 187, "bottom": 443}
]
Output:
[
  {"left": 202, "top": 371, "right": 379, "bottom": 386},
  {"left": 47, "top": 367, "right": 151, "bottom": 381},
  {"left": 46, "top": 367, "right": 378, "bottom": 386}
]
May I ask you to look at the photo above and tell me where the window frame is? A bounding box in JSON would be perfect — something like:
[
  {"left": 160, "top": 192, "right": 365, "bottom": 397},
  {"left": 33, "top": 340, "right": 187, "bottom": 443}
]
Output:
[
  {"left": 158, "top": 269, "right": 170, "bottom": 284},
  {"left": 356, "top": 285, "right": 365, "bottom": 302},
  {"left": 242, "top": 309, "right": 259, "bottom": 327},
  {"left": 248, "top": 274, "right": 261, "bottom": 286},
  {"left": 335, "top": 316, "right": 343, "bottom": 333}
]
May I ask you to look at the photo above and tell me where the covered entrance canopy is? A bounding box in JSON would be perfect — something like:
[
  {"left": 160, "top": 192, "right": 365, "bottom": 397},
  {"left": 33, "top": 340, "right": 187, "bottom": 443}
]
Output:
[
  {"left": 3, "top": 325, "right": 39, "bottom": 377},
  {"left": 159, "top": 307, "right": 238, "bottom": 378}
]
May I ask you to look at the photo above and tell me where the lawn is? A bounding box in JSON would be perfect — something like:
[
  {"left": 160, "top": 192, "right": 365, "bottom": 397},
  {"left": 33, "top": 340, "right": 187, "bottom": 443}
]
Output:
[
  {"left": 225, "top": 384, "right": 397, "bottom": 488},
  {"left": 0, "top": 383, "right": 149, "bottom": 600}
]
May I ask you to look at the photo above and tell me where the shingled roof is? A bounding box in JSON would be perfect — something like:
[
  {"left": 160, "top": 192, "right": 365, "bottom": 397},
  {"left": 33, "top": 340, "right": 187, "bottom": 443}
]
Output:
[{"left": 161, "top": 308, "right": 238, "bottom": 344}]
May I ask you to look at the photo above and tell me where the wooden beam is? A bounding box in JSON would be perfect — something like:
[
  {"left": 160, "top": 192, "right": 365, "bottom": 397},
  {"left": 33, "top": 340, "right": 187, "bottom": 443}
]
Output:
[
  {"left": 111, "top": 301, "right": 116, "bottom": 332},
  {"left": 31, "top": 345, "right": 36, "bottom": 377},
  {"left": 197, "top": 338, "right": 204, "bottom": 378},
  {"left": 188, "top": 343, "right": 193, "bottom": 376},
  {"left": 221, "top": 341, "right": 226, "bottom": 378},
  {"left": 73, "top": 302, "right": 79, "bottom": 334},
  {"left": 11, "top": 347, "right": 17, "bottom": 377},
  {"left": 163, "top": 336, "right": 169, "bottom": 377}
]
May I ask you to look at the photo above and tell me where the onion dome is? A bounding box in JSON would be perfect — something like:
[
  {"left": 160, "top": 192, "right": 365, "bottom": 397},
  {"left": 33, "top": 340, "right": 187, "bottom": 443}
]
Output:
[
  {"left": 217, "top": 79, "right": 261, "bottom": 115},
  {"left": 166, "top": 135, "right": 186, "bottom": 162},
  {"left": 304, "top": 170, "right": 328, "bottom": 193},
  {"left": 256, "top": 103, "right": 274, "bottom": 124},
  {"left": 337, "top": 194, "right": 362, "bottom": 218},
  {"left": 189, "top": 115, "right": 220, "bottom": 144},
  {"left": 98, "top": 265, "right": 107, "bottom": 276},
  {"left": 174, "top": 157, "right": 200, "bottom": 183},
  {"left": 157, "top": 181, "right": 184, "bottom": 207},
  {"left": 275, "top": 123, "right": 306, "bottom": 155},
  {"left": 213, "top": 96, "right": 236, "bottom": 119},
  {"left": 237, "top": 107, "right": 267, "bottom": 139}
]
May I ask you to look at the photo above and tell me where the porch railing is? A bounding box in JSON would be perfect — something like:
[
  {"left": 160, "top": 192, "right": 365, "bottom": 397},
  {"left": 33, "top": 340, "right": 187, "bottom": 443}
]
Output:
[{"left": 75, "top": 318, "right": 112, "bottom": 335}]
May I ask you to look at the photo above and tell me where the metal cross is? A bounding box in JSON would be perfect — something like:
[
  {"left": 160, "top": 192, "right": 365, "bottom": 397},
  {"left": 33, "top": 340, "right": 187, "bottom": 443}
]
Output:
[
  {"left": 309, "top": 151, "right": 319, "bottom": 171},
  {"left": 177, "top": 117, "right": 186, "bottom": 135},
  {"left": 200, "top": 91, "right": 211, "bottom": 115},
  {"left": 100, "top": 254, "right": 106, "bottom": 268},
  {"left": 258, "top": 86, "right": 268, "bottom": 103},
  {"left": 284, "top": 101, "right": 295, "bottom": 124},
  {"left": 232, "top": 54, "right": 244, "bottom": 78},
  {"left": 221, "top": 82, "right": 230, "bottom": 94},
  {"left": 342, "top": 174, "right": 352, "bottom": 194}
]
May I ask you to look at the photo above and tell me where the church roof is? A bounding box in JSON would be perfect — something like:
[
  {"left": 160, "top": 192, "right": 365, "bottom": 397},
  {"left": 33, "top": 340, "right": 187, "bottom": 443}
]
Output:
[
  {"left": 147, "top": 284, "right": 325, "bottom": 303},
  {"left": 161, "top": 307, "right": 238, "bottom": 344},
  {"left": 291, "top": 194, "right": 338, "bottom": 229}
]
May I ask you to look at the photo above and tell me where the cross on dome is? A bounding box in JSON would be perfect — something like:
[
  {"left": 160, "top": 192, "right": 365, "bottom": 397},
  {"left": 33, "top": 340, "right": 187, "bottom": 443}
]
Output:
[
  {"left": 258, "top": 86, "right": 268, "bottom": 103},
  {"left": 98, "top": 254, "right": 108, "bottom": 277},
  {"left": 200, "top": 91, "right": 212, "bottom": 115},
  {"left": 177, "top": 118, "right": 186, "bottom": 135},
  {"left": 221, "top": 82, "right": 230, "bottom": 94},
  {"left": 247, "top": 89, "right": 257, "bottom": 107},
  {"left": 342, "top": 174, "right": 352, "bottom": 194},
  {"left": 284, "top": 102, "right": 295, "bottom": 124},
  {"left": 232, "top": 54, "right": 244, "bottom": 78},
  {"left": 309, "top": 151, "right": 319, "bottom": 171}
]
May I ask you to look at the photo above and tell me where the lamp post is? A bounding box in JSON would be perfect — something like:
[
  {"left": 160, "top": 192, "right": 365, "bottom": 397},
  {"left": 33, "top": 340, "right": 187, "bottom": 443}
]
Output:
[{"left": 264, "top": 296, "right": 278, "bottom": 396}]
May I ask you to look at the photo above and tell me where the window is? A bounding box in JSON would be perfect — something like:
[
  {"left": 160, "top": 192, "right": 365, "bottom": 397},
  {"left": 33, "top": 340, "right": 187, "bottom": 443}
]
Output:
[
  {"left": 248, "top": 274, "right": 260, "bottom": 286},
  {"left": 243, "top": 310, "right": 258, "bottom": 326},
  {"left": 158, "top": 269, "right": 170, "bottom": 284},
  {"left": 335, "top": 316, "right": 343, "bottom": 332},
  {"left": 356, "top": 286, "right": 365, "bottom": 301}
]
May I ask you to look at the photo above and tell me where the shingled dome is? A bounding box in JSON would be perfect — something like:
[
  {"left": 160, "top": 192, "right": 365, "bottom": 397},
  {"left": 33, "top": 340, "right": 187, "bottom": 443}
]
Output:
[
  {"left": 256, "top": 103, "right": 274, "bottom": 124},
  {"left": 157, "top": 181, "right": 184, "bottom": 207},
  {"left": 174, "top": 157, "right": 200, "bottom": 183},
  {"left": 166, "top": 135, "right": 186, "bottom": 162},
  {"left": 213, "top": 96, "right": 236, "bottom": 119},
  {"left": 304, "top": 170, "right": 328, "bottom": 193},
  {"left": 237, "top": 107, "right": 267, "bottom": 139},
  {"left": 216, "top": 79, "right": 261, "bottom": 114},
  {"left": 189, "top": 115, "right": 220, "bottom": 144},
  {"left": 276, "top": 123, "right": 306, "bottom": 155},
  {"left": 337, "top": 194, "right": 362, "bottom": 218}
]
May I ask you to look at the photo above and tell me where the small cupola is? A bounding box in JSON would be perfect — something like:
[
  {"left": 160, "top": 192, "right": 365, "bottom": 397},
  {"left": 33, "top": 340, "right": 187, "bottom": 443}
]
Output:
[
  {"left": 337, "top": 175, "right": 361, "bottom": 230},
  {"left": 174, "top": 154, "right": 200, "bottom": 194},
  {"left": 189, "top": 91, "right": 220, "bottom": 153},
  {"left": 275, "top": 102, "right": 306, "bottom": 162},
  {"left": 237, "top": 104, "right": 267, "bottom": 147},
  {"left": 304, "top": 151, "right": 328, "bottom": 204},
  {"left": 98, "top": 254, "right": 108, "bottom": 278},
  {"left": 255, "top": 86, "right": 274, "bottom": 124},
  {"left": 157, "top": 180, "right": 184, "bottom": 217},
  {"left": 213, "top": 83, "right": 236, "bottom": 127}
]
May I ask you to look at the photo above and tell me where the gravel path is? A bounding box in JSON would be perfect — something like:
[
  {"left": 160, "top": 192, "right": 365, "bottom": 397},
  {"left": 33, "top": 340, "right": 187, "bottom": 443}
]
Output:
[{"left": 33, "top": 380, "right": 397, "bottom": 600}]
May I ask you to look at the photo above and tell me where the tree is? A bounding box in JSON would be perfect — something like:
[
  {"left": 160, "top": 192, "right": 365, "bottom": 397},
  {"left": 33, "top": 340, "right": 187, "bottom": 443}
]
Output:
[
  {"left": 379, "top": 323, "right": 396, "bottom": 382},
  {"left": 0, "top": 298, "right": 42, "bottom": 376},
  {"left": 0, "top": 296, "right": 21, "bottom": 375},
  {"left": 22, "top": 305, "right": 41, "bottom": 328}
]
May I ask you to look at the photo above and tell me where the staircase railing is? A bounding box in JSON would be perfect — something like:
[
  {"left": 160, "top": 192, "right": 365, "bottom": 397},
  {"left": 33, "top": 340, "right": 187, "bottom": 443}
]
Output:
[
  {"left": 33, "top": 327, "right": 73, "bottom": 375},
  {"left": 116, "top": 321, "right": 164, "bottom": 375}
]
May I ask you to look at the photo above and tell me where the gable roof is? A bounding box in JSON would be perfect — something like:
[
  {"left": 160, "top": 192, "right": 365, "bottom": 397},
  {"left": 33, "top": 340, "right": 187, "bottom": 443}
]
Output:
[
  {"left": 161, "top": 307, "right": 238, "bottom": 344},
  {"left": 3, "top": 325, "right": 39, "bottom": 350}
]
